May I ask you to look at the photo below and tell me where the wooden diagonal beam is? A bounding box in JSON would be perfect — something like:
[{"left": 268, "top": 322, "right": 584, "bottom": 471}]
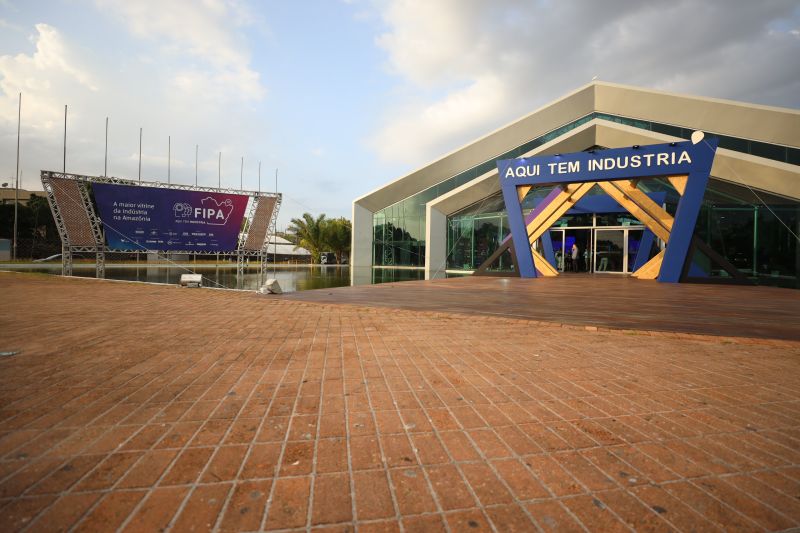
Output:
[
  {"left": 667, "top": 175, "right": 688, "bottom": 196},
  {"left": 631, "top": 249, "right": 665, "bottom": 280},
  {"left": 612, "top": 180, "right": 675, "bottom": 233},
  {"left": 596, "top": 182, "right": 671, "bottom": 242},
  {"left": 526, "top": 182, "right": 596, "bottom": 244},
  {"left": 532, "top": 249, "right": 558, "bottom": 276}
]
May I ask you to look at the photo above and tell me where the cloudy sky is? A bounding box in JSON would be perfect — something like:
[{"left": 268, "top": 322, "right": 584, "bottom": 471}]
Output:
[{"left": 0, "top": 0, "right": 798, "bottom": 228}]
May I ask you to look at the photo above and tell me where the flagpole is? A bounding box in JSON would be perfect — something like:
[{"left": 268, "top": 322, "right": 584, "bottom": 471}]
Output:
[
  {"left": 13, "top": 92, "right": 21, "bottom": 261},
  {"left": 240, "top": 156, "right": 243, "bottom": 191},
  {"left": 218, "top": 152, "right": 221, "bottom": 189},
  {"left": 104, "top": 116, "right": 108, "bottom": 176},
  {"left": 63, "top": 104, "right": 67, "bottom": 172},
  {"left": 195, "top": 144, "right": 198, "bottom": 187},
  {"left": 138, "top": 127, "right": 142, "bottom": 182},
  {"left": 168, "top": 135, "right": 171, "bottom": 184}
]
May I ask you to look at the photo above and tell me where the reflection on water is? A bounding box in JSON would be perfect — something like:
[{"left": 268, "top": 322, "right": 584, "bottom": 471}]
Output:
[
  {"left": 371, "top": 268, "right": 425, "bottom": 284},
  {"left": 14, "top": 264, "right": 351, "bottom": 292}
]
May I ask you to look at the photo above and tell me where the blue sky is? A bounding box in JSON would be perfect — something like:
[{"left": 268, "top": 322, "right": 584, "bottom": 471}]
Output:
[{"left": 0, "top": 0, "right": 798, "bottom": 229}]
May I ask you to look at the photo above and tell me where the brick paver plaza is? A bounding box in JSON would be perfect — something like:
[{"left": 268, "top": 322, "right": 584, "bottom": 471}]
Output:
[{"left": 1, "top": 271, "right": 799, "bottom": 532}]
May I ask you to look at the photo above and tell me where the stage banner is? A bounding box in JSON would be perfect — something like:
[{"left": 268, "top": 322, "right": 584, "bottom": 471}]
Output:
[{"left": 92, "top": 183, "right": 249, "bottom": 251}]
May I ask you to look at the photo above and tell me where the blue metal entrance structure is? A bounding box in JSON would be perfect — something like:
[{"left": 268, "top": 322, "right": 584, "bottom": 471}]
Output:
[{"left": 497, "top": 135, "right": 718, "bottom": 282}]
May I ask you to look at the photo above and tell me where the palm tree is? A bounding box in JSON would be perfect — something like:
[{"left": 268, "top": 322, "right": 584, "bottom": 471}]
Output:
[
  {"left": 323, "top": 217, "right": 351, "bottom": 264},
  {"left": 287, "top": 213, "right": 327, "bottom": 263}
]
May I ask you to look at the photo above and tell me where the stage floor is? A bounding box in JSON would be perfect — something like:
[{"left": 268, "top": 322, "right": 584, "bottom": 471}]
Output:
[
  {"left": 0, "top": 272, "right": 799, "bottom": 532},
  {"left": 284, "top": 274, "right": 800, "bottom": 342}
]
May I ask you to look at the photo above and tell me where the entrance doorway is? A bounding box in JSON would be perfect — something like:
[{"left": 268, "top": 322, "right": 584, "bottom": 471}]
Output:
[
  {"left": 594, "top": 228, "right": 645, "bottom": 274},
  {"left": 549, "top": 224, "right": 647, "bottom": 275},
  {"left": 549, "top": 228, "right": 592, "bottom": 273}
]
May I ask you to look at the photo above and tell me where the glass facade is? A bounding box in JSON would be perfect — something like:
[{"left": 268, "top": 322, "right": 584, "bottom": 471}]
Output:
[
  {"left": 370, "top": 111, "right": 799, "bottom": 288},
  {"left": 445, "top": 178, "right": 799, "bottom": 288}
]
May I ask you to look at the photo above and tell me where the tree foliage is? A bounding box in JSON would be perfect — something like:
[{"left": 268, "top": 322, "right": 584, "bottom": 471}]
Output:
[
  {"left": 287, "top": 213, "right": 328, "bottom": 263},
  {"left": 286, "top": 213, "right": 351, "bottom": 264},
  {"left": 322, "top": 217, "right": 351, "bottom": 264},
  {"left": 0, "top": 194, "right": 61, "bottom": 259}
]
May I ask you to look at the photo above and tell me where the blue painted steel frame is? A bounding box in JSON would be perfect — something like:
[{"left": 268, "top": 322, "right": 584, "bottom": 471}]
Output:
[{"left": 498, "top": 138, "right": 718, "bottom": 282}]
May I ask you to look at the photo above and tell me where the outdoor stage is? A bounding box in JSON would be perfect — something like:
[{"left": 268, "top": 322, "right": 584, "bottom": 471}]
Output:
[{"left": 285, "top": 274, "right": 800, "bottom": 342}]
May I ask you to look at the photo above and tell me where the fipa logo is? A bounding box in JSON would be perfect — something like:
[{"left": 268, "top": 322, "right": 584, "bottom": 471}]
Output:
[
  {"left": 172, "top": 197, "right": 235, "bottom": 226},
  {"left": 173, "top": 203, "right": 192, "bottom": 218}
]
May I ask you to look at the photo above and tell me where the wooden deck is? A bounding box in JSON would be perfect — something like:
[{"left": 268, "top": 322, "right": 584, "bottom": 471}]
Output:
[{"left": 283, "top": 274, "right": 800, "bottom": 341}]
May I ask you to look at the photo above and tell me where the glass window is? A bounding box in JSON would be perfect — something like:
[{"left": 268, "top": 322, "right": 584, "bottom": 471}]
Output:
[
  {"left": 755, "top": 206, "right": 797, "bottom": 282},
  {"left": 750, "top": 141, "right": 787, "bottom": 162},
  {"left": 718, "top": 136, "right": 750, "bottom": 153},
  {"left": 626, "top": 229, "right": 644, "bottom": 273},
  {"left": 595, "top": 213, "right": 642, "bottom": 226},
  {"left": 563, "top": 213, "right": 594, "bottom": 227},
  {"left": 650, "top": 122, "right": 684, "bottom": 138},
  {"left": 472, "top": 217, "right": 502, "bottom": 268},
  {"left": 708, "top": 208, "right": 755, "bottom": 275},
  {"left": 447, "top": 218, "right": 473, "bottom": 269}
]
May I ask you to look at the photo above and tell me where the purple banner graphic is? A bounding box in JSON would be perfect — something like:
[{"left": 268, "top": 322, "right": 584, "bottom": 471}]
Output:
[{"left": 92, "top": 183, "right": 249, "bottom": 252}]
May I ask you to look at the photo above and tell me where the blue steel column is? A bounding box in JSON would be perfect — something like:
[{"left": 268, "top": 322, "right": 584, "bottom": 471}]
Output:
[
  {"left": 632, "top": 229, "right": 655, "bottom": 272},
  {"left": 658, "top": 138, "right": 717, "bottom": 282},
  {"left": 501, "top": 183, "right": 537, "bottom": 278},
  {"left": 540, "top": 230, "right": 557, "bottom": 268}
]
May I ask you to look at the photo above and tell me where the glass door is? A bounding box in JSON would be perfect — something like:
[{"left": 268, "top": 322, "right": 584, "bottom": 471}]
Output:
[
  {"left": 594, "top": 229, "right": 626, "bottom": 273},
  {"left": 566, "top": 229, "right": 592, "bottom": 273},
  {"left": 593, "top": 228, "right": 646, "bottom": 274},
  {"left": 549, "top": 229, "right": 565, "bottom": 272}
]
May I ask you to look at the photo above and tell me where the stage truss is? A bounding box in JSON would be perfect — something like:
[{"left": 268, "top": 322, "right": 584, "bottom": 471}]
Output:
[{"left": 41, "top": 171, "right": 282, "bottom": 288}]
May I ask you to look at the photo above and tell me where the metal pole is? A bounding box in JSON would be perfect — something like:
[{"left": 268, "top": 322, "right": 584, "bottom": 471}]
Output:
[
  {"left": 274, "top": 168, "right": 278, "bottom": 271},
  {"left": 104, "top": 116, "right": 108, "bottom": 176},
  {"left": 240, "top": 156, "right": 243, "bottom": 191},
  {"left": 13, "top": 92, "right": 20, "bottom": 261},
  {"left": 168, "top": 135, "right": 171, "bottom": 184},
  {"left": 218, "top": 151, "right": 221, "bottom": 189},
  {"left": 138, "top": 127, "right": 142, "bottom": 182},
  {"left": 63, "top": 104, "right": 67, "bottom": 172},
  {"left": 258, "top": 161, "right": 261, "bottom": 193},
  {"left": 195, "top": 144, "right": 198, "bottom": 187}
]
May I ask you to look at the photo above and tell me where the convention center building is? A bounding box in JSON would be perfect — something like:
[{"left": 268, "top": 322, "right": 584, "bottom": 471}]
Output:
[{"left": 351, "top": 82, "right": 799, "bottom": 288}]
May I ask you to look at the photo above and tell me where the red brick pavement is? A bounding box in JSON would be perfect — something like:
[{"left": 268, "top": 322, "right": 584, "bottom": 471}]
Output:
[{"left": 0, "top": 272, "right": 799, "bottom": 532}]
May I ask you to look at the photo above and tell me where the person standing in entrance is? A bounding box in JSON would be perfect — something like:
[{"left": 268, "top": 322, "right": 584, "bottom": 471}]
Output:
[{"left": 571, "top": 243, "right": 579, "bottom": 272}]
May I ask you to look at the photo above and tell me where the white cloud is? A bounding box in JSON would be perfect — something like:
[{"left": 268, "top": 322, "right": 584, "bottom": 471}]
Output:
[
  {"left": 371, "top": 0, "right": 800, "bottom": 165},
  {"left": 95, "top": 0, "right": 265, "bottom": 100},
  {"left": 0, "top": 14, "right": 268, "bottom": 191},
  {"left": 0, "top": 24, "right": 97, "bottom": 130}
]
